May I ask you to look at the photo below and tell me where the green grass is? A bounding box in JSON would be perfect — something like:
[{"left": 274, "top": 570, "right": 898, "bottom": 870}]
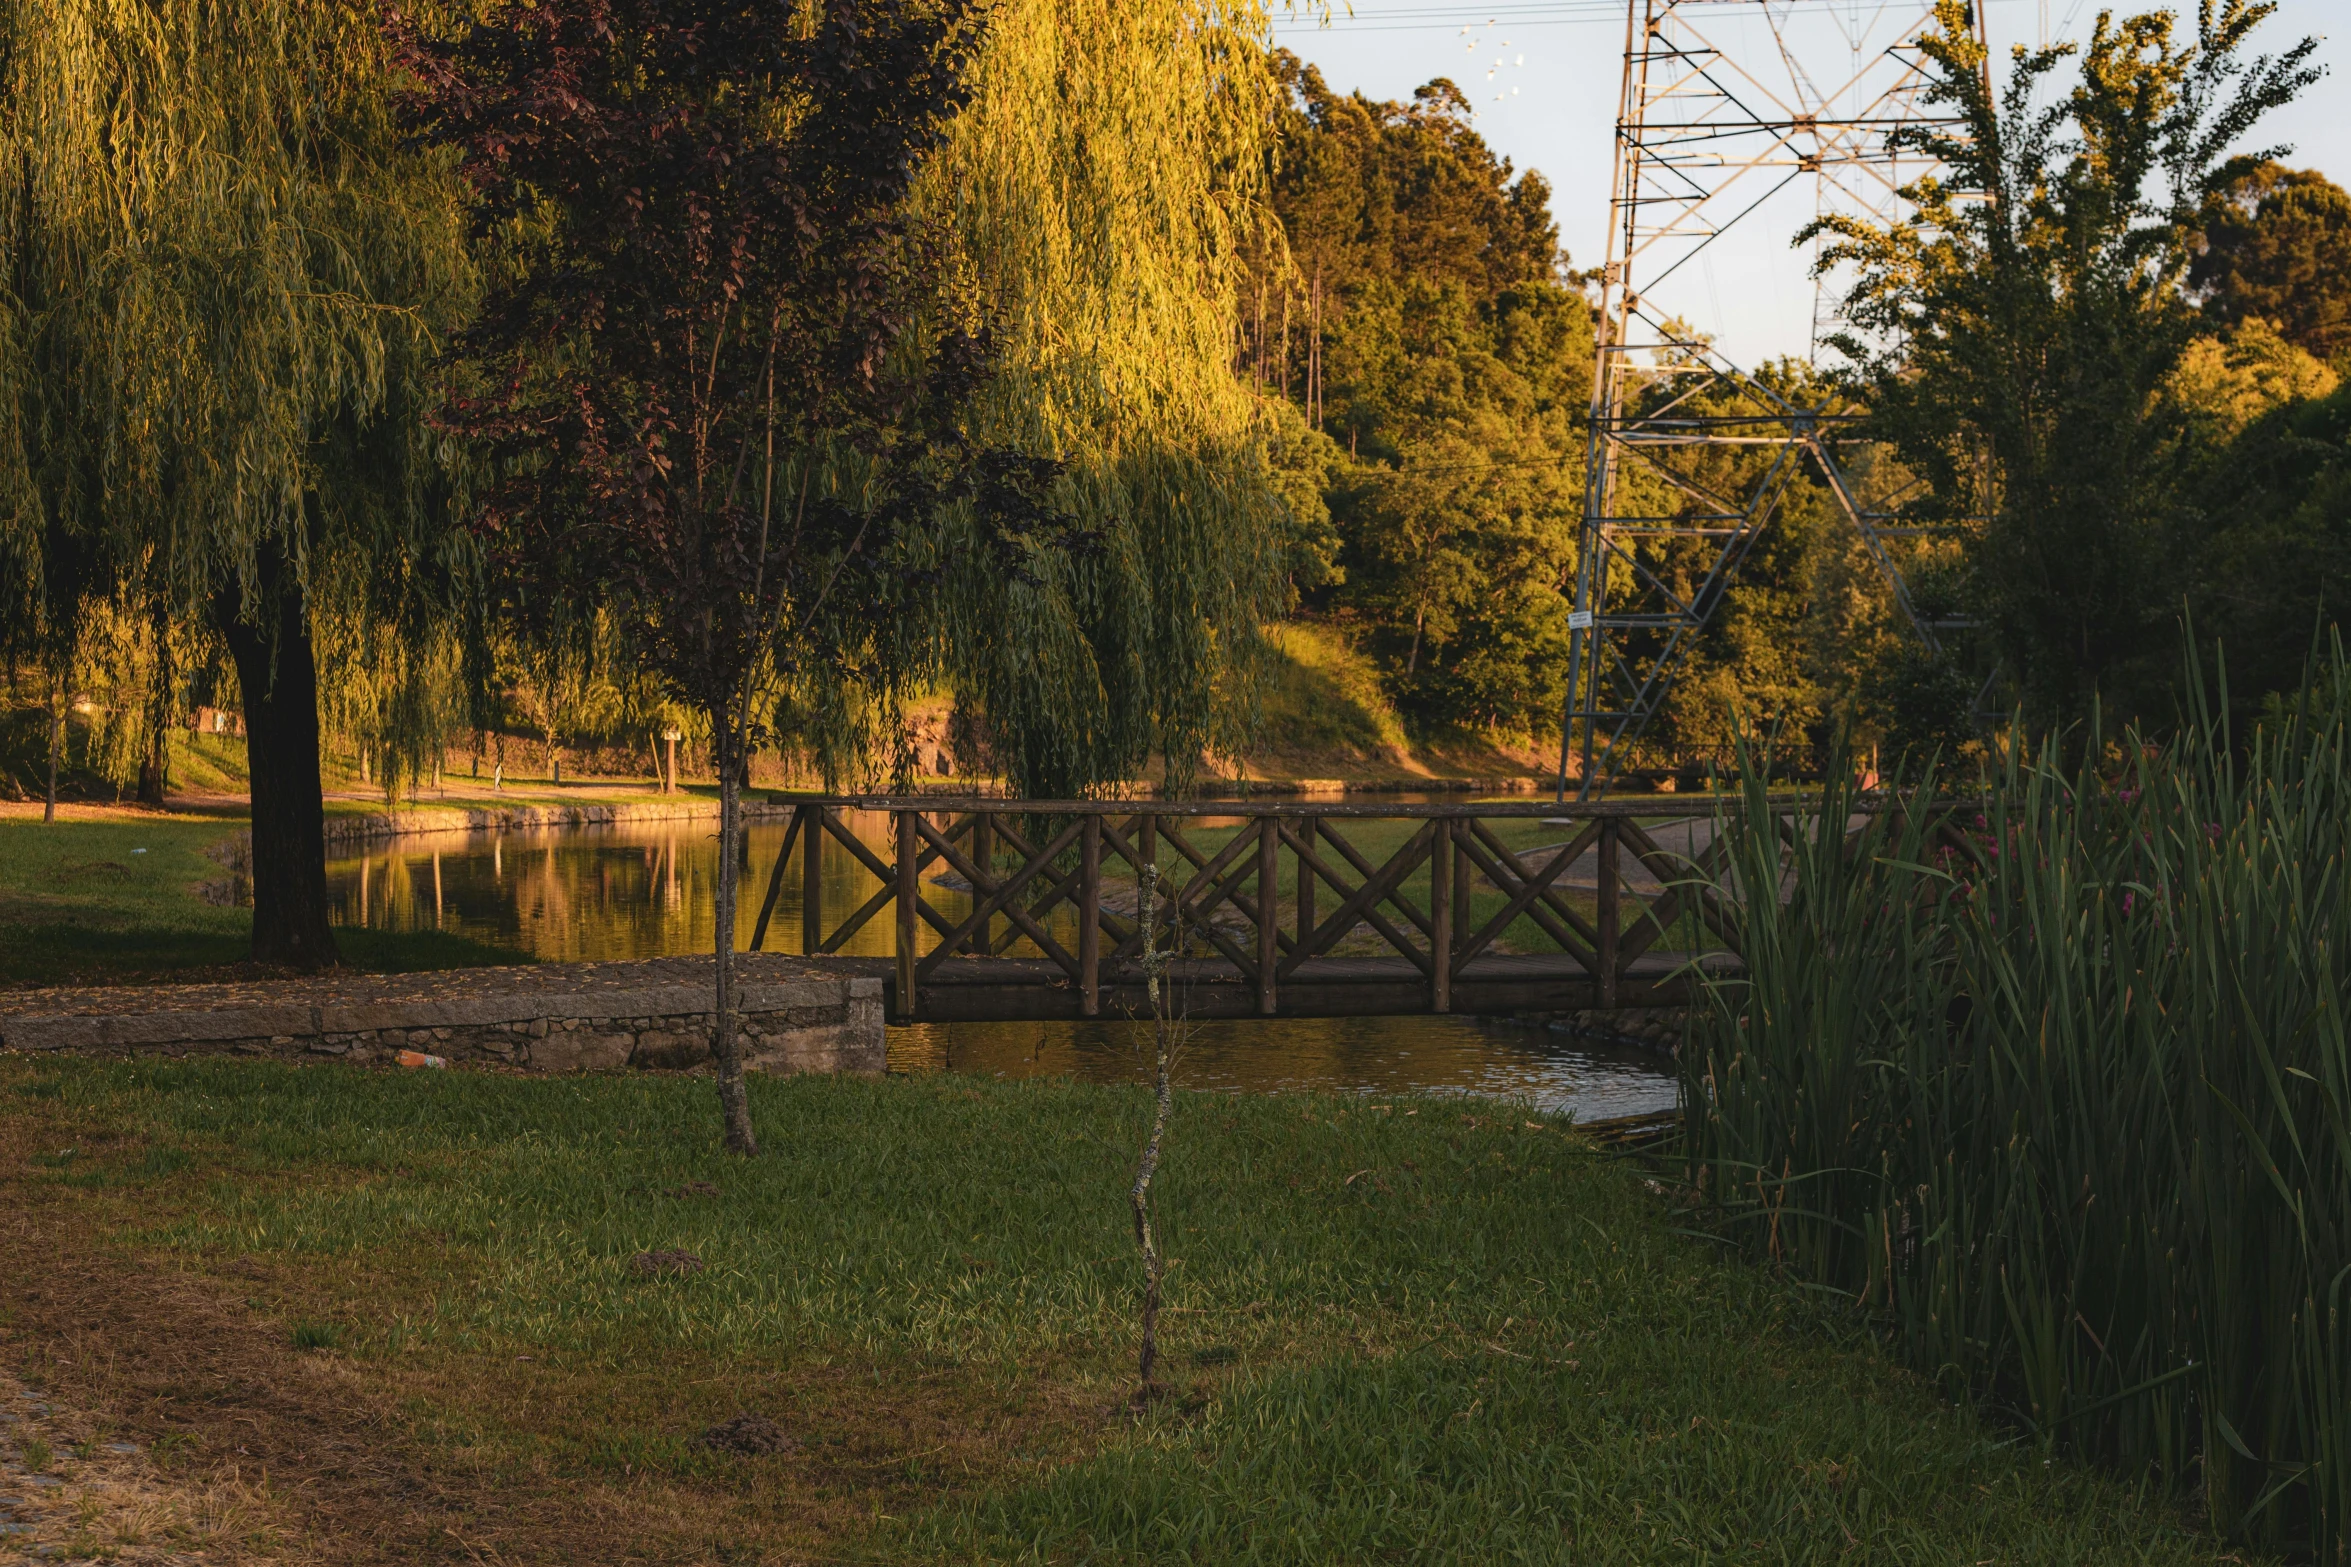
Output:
[
  {"left": 5, "top": 1057, "right": 2249, "bottom": 1563},
  {"left": 290, "top": 1319, "right": 347, "bottom": 1351},
  {"left": 0, "top": 710, "right": 251, "bottom": 803},
  {"left": 0, "top": 817, "right": 520, "bottom": 986},
  {"left": 1257, "top": 622, "right": 1415, "bottom": 767}
]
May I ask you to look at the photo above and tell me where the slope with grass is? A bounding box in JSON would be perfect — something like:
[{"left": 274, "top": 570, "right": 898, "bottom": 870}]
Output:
[
  {"left": 1236, "top": 621, "right": 1556, "bottom": 786},
  {"left": 0, "top": 1059, "right": 2248, "bottom": 1565},
  {"left": 0, "top": 816, "right": 518, "bottom": 987}
]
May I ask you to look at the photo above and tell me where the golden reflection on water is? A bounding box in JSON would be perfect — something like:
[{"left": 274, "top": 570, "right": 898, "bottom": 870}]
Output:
[{"left": 327, "top": 810, "right": 993, "bottom": 963}]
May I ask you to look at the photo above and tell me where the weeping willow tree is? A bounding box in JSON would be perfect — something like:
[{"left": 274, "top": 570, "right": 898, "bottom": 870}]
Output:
[
  {"left": 68, "top": 580, "right": 210, "bottom": 801},
  {"left": 912, "top": 0, "right": 1292, "bottom": 797},
  {"left": 312, "top": 550, "right": 473, "bottom": 807},
  {"left": 0, "top": 0, "right": 473, "bottom": 963}
]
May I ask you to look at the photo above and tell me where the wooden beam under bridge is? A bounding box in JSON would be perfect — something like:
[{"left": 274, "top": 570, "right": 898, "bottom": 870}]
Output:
[{"left": 823, "top": 951, "right": 1741, "bottom": 1023}]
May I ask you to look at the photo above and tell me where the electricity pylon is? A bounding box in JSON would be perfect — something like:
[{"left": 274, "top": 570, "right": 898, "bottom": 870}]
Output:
[{"left": 1558, "top": 0, "right": 1986, "bottom": 797}]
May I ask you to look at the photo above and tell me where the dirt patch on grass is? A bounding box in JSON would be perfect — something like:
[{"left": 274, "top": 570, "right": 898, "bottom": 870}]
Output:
[
  {"left": 0, "top": 1358, "right": 280, "bottom": 1562},
  {"left": 0, "top": 1111, "right": 1103, "bottom": 1565},
  {"left": 699, "top": 1414, "right": 800, "bottom": 1457}
]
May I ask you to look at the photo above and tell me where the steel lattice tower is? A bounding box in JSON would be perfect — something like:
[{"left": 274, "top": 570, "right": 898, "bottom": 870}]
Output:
[{"left": 1559, "top": 0, "right": 1985, "bottom": 797}]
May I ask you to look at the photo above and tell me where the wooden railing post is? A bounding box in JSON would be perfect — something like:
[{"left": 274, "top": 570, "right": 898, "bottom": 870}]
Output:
[
  {"left": 1256, "top": 816, "right": 1279, "bottom": 1016},
  {"left": 801, "top": 804, "right": 824, "bottom": 956},
  {"left": 1079, "top": 814, "right": 1102, "bottom": 1017},
  {"left": 1596, "top": 817, "right": 1620, "bottom": 1010},
  {"left": 895, "top": 809, "right": 918, "bottom": 1020},
  {"left": 1430, "top": 817, "right": 1453, "bottom": 1013}
]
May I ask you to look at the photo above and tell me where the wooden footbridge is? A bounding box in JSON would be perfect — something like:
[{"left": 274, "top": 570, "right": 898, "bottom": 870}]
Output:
[{"left": 743, "top": 797, "right": 1745, "bottom": 1023}]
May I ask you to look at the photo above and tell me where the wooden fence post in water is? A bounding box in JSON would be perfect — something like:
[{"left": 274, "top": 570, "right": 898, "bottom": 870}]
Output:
[
  {"left": 801, "top": 805, "right": 825, "bottom": 957},
  {"left": 1430, "top": 817, "right": 1453, "bottom": 1014},
  {"left": 1080, "top": 814, "right": 1102, "bottom": 1017},
  {"left": 896, "top": 809, "right": 918, "bottom": 1020},
  {"left": 1257, "top": 816, "right": 1278, "bottom": 1016},
  {"left": 1596, "top": 818, "right": 1620, "bottom": 1010}
]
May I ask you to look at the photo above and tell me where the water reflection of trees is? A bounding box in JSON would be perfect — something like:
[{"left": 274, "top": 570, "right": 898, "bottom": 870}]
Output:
[{"left": 324, "top": 812, "right": 942, "bottom": 964}]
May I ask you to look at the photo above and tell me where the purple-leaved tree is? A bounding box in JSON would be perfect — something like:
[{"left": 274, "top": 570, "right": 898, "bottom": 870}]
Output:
[{"left": 401, "top": 0, "right": 1050, "bottom": 1153}]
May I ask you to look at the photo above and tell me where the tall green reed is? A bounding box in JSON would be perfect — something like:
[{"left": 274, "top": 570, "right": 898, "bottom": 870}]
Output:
[{"left": 1686, "top": 655, "right": 2351, "bottom": 1560}]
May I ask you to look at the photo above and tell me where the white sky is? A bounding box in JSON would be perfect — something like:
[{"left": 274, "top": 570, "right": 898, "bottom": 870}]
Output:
[{"left": 1271, "top": 0, "right": 2351, "bottom": 369}]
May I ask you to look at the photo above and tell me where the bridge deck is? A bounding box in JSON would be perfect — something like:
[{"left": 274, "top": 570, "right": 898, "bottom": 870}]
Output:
[{"left": 829, "top": 950, "right": 1734, "bottom": 1022}]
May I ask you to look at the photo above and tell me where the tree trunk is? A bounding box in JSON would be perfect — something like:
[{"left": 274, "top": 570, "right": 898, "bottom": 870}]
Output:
[
  {"left": 1130, "top": 859, "right": 1174, "bottom": 1395},
  {"left": 136, "top": 729, "right": 170, "bottom": 806},
  {"left": 709, "top": 703, "right": 758, "bottom": 1155},
  {"left": 217, "top": 553, "right": 340, "bottom": 970}
]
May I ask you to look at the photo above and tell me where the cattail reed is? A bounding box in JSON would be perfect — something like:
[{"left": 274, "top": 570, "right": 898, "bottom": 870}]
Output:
[{"left": 1686, "top": 652, "right": 2351, "bottom": 1560}]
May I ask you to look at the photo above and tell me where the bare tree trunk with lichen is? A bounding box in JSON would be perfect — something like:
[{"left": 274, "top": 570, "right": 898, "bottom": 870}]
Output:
[
  {"left": 1129, "top": 858, "right": 1176, "bottom": 1394},
  {"left": 709, "top": 705, "right": 758, "bottom": 1157}
]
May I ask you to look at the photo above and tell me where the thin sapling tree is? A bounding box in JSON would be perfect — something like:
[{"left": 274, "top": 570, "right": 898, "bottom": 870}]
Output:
[{"left": 1129, "top": 857, "right": 1180, "bottom": 1396}]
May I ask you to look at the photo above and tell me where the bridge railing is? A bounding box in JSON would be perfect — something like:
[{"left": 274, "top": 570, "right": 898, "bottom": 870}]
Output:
[{"left": 742, "top": 796, "right": 1760, "bottom": 1022}]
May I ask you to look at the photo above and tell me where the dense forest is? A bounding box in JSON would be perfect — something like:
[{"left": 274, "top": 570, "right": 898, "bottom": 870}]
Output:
[
  {"left": 8, "top": 0, "right": 2351, "bottom": 817},
  {"left": 1248, "top": 27, "right": 2351, "bottom": 770}
]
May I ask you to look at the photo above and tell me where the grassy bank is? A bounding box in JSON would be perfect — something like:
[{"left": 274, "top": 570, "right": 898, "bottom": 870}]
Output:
[
  {"left": 0, "top": 816, "right": 516, "bottom": 987},
  {"left": 1241, "top": 621, "right": 1555, "bottom": 786},
  {"left": 0, "top": 1058, "right": 2246, "bottom": 1564}
]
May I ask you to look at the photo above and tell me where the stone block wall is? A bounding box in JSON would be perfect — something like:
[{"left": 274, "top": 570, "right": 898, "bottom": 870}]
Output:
[{"left": 0, "top": 968, "right": 886, "bottom": 1077}]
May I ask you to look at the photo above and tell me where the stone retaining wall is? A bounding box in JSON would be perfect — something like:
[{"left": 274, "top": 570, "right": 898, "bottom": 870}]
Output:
[{"left": 0, "top": 958, "right": 885, "bottom": 1076}]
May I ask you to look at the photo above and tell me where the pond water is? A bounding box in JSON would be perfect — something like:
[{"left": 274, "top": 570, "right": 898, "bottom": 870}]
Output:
[{"left": 324, "top": 810, "right": 1680, "bottom": 1119}]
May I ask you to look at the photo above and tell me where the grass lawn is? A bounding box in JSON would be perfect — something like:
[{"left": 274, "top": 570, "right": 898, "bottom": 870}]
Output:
[
  {"left": 0, "top": 816, "right": 519, "bottom": 987},
  {"left": 0, "top": 1058, "right": 2241, "bottom": 1564}
]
